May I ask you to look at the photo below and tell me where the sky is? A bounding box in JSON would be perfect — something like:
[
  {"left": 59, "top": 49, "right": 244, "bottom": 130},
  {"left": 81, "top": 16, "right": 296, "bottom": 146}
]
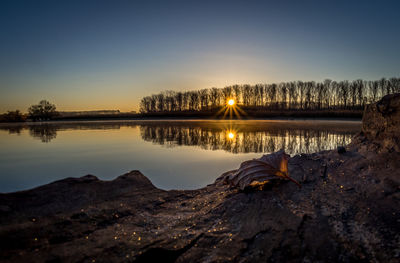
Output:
[{"left": 1, "top": 0, "right": 399, "bottom": 113}]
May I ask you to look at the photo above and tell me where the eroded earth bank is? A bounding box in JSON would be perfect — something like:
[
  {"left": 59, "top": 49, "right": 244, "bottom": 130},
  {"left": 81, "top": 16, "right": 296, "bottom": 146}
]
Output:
[{"left": 1, "top": 94, "right": 399, "bottom": 263}]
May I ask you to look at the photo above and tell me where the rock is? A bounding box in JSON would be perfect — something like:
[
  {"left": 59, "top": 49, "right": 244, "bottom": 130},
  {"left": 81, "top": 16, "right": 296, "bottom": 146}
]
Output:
[
  {"left": 218, "top": 150, "right": 301, "bottom": 190},
  {"left": 362, "top": 93, "right": 400, "bottom": 151},
  {"left": 0, "top": 95, "right": 400, "bottom": 262}
]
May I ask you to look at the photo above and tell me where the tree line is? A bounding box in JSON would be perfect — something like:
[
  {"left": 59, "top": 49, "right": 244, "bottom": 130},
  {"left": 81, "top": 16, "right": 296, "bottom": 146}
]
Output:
[
  {"left": 139, "top": 77, "right": 400, "bottom": 113},
  {"left": 0, "top": 100, "right": 58, "bottom": 122}
]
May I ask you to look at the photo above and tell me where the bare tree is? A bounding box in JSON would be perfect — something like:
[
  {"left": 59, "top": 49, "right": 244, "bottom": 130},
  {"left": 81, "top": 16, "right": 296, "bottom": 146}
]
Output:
[
  {"left": 232, "top": 85, "right": 242, "bottom": 104},
  {"left": 210, "top": 87, "right": 220, "bottom": 108},
  {"left": 199, "top": 89, "right": 209, "bottom": 110}
]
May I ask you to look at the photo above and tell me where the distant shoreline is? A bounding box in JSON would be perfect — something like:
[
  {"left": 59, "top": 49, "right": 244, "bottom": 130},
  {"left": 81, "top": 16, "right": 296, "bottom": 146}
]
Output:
[
  {"left": 0, "top": 110, "right": 363, "bottom": 124},
  {"left": 57, "top": 109, "right": 363, "bottom": 119}
]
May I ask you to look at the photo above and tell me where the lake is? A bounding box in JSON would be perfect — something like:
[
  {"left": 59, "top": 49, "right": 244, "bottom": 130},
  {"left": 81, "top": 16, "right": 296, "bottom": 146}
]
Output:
[{"left": 0, "top": 120, "right": 361, "bottom": 193}]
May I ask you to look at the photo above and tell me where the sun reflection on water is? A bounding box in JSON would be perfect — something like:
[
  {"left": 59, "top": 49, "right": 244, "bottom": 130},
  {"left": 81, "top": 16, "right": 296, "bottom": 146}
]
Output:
[{"left": 226, "top": 130, "right": 237, "bottom": 140}]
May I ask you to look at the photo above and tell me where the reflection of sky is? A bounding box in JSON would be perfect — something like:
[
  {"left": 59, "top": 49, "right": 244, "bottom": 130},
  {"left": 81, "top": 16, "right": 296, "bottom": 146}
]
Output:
[
  {"left": 0, "top": 120, "right": 360, "bottom": 192},
  {"left": 1, "top": 1, "right": 400, "bottom": 112},
  {"left": 0, "top": 126, "right": 261, "bottom": 193}
]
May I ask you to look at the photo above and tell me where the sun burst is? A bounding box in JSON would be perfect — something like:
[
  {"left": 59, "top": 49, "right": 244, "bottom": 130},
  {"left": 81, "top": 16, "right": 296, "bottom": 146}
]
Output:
[{"left": 214, "top": 98, "right": 247, "bottom": 119}]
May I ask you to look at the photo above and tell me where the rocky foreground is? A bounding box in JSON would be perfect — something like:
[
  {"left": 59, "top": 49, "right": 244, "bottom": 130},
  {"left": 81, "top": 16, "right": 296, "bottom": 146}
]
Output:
[{"left": 1, "top": 95, "right": 399, "bottom": 263}]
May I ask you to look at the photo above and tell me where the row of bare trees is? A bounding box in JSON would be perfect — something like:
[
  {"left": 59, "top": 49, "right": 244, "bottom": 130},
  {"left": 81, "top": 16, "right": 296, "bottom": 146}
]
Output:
[{"left": 140, "top": 78, "right": 400, "bottom": 113}]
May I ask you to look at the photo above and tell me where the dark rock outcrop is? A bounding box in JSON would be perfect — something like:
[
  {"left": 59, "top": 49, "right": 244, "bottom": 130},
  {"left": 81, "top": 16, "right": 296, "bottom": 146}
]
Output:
[
  {"left": 362, "top": 93, "right": 400, "bottom": 151},
  {"left": 0, "top": 95, "right": 399, "bottom": 263}
]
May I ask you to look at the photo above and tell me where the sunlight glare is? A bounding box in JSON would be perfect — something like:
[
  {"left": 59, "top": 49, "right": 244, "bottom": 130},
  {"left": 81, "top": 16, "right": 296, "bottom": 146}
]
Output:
[
  {"left": 227, "top": 99, "right": 235, "bottom": 106},
  {"left": 226, "top": 130, "right": 236, "bottom": 140}
]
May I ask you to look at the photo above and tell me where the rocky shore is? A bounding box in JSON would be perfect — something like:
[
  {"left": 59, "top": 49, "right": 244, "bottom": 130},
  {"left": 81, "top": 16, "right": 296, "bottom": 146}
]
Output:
[{"left": 1, "top": 94, "right": 399, "bottom": 263}]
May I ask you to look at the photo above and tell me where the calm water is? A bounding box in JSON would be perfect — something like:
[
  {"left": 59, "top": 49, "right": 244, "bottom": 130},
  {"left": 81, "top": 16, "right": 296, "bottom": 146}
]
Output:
[{"left": 0, "top": 120, "right": 361, "bottom": 193}]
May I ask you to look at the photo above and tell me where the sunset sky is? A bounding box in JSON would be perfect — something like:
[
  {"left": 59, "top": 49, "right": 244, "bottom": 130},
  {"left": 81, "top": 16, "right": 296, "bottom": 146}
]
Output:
[{"left": 1, "top": 0, "right": 399, "bottom": 113}]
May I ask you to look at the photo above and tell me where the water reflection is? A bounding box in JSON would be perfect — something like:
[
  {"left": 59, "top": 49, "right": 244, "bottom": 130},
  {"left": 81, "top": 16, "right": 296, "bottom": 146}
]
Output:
[
  {"left": 139, "top": 121, "right": 360, "bottom": 155},
  {"left": 0, "top": 122, "right": 125, "bottom": 142},
  {"left": 29, "top": 125, "right": 58, "bottom": 143},
  {"left": 0, "top": 120, "right": 361, "bottom": 192},
  {"left": 3, "top": 126, "right": 23, "bottom": 135},
  {"left": 0, "top": 120, "right": 361, "bottom": 154}
]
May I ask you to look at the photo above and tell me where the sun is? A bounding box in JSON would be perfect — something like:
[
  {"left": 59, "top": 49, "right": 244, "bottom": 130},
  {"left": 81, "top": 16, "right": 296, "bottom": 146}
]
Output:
[
  {"left": 215, "top": 97, "right": 246, "bottom": 119},
  {"left": 226, "top": 130, "right": 236, "bottom": 140}
]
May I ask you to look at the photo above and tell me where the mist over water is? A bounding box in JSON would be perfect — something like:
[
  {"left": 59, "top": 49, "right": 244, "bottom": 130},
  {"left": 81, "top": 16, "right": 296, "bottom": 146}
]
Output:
[{"left": 0, "top": 120, "right": 360, "bottom": 192}]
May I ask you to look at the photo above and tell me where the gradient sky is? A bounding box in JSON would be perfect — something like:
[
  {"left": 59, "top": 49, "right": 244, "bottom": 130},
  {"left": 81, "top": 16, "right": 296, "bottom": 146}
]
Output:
[{"left": 1, "top": 0, "right": 399, "bottom": 113}]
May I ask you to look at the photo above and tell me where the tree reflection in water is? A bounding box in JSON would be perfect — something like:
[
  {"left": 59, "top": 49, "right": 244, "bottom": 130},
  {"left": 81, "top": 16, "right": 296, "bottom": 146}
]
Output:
[
  {"left": 140, "top": 121, "right": 360, "bottom": 155},
  {"left": 29, "top": 125, "right": 58, "bottom": 143},
  {"left": 0, "top": 122, "right": 124, "bottom": 143},
  {"left": 2, "top": 126, "right": 23, "bottom": 135},
  {"left": 0, "top": 120, "right": 360, "bottom": 154}
]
